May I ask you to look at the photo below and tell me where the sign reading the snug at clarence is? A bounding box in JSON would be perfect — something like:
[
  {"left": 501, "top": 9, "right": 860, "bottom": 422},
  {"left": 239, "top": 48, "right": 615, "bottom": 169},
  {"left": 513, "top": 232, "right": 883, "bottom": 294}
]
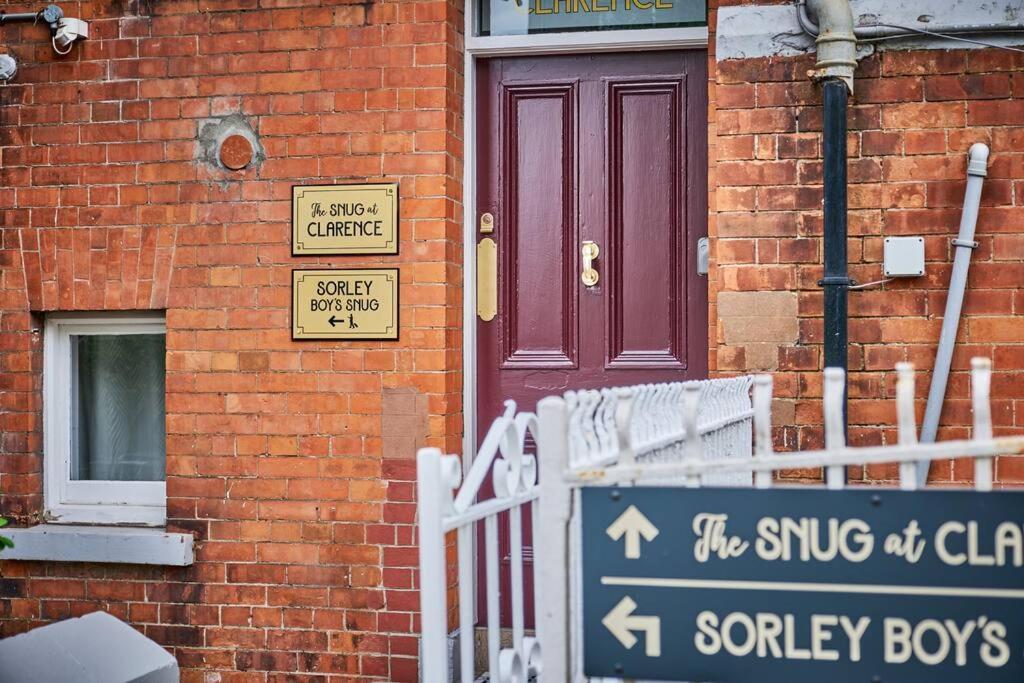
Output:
[
  {"left": 582, "top": 486, "right": 1024, "bottom": 682},
  {"left": 292, "top": 183, "right": 399, "bottom": 255},
  {"left": 292, "top": 269, "right": 398, "bottom": 341}
]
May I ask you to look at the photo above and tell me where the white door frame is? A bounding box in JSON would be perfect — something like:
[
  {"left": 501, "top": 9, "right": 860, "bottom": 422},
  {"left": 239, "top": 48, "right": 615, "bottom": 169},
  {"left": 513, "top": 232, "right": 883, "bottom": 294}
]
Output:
[{"left": 460, "top": 7, "right": 710, "bottom": 465}]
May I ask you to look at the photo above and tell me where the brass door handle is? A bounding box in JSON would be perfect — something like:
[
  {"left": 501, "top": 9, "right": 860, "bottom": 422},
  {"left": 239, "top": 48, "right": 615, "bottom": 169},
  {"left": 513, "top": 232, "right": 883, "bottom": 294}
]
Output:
[{"left": 581, "top": 240, "right": 599, "bottom": 287}]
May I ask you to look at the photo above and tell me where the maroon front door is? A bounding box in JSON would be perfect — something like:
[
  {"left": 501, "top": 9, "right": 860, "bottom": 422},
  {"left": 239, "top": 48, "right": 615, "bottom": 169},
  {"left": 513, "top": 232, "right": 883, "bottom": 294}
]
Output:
[
  {"left": 475, "top": 51, "right": 709, "bottom": 624},
  {"left": 477, "top": 50, "right": 708, "bottom": 428}
]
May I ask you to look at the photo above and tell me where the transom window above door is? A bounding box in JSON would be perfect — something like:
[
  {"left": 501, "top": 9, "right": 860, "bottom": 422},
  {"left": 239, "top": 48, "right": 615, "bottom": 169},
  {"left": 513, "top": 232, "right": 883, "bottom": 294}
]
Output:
[{"left": 476, "top": 0, "right": 707, "bottom": 37}]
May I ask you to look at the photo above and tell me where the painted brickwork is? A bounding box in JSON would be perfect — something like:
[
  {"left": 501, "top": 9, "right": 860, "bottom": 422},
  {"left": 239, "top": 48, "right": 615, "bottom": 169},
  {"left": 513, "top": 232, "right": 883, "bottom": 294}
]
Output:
[
  {"left": 0, "top": 1, "right": 463, "bottom": 680},
  {"left": 711, "top": 1, "right": 1024, "bottom": 484}
]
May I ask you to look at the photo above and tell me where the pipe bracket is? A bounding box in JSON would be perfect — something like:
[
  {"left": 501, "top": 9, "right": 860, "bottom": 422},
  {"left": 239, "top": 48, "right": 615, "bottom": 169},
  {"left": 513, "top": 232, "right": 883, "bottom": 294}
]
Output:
[
  {"left": 951, "top": 238, "right": 979, "bottom": 249},
  {"left": 818, "top": 277, "right": 856, "bottom": 287}
]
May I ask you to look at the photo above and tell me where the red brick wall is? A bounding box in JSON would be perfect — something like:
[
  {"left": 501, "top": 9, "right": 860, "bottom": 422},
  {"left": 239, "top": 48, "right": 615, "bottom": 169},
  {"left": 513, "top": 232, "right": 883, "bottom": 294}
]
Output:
[
  {"left": 0, "top": 1, "right": 463, "bottom": 680},
  {"left": 3, "top": 0, "right": 1023, "bottom": 677},
  {"left": 711, "top": 25, "right": 1024, "bottom": 482}
]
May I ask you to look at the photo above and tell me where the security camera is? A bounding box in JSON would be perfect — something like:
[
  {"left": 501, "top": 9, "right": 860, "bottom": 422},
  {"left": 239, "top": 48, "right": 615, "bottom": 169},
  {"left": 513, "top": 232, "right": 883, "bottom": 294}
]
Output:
[{"left": 52, "top": 17, "right": 88, "bottom": 53}]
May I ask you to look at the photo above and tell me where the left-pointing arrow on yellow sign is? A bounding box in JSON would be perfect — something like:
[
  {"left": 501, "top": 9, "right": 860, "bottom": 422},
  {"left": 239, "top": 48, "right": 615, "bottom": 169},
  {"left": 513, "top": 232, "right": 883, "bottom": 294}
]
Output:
[
  {"left": 606, "top": 505, "right": 659, "bottom": 559},
  {"left": 602, "top": 596, "right": 661, "bottom": 657}
]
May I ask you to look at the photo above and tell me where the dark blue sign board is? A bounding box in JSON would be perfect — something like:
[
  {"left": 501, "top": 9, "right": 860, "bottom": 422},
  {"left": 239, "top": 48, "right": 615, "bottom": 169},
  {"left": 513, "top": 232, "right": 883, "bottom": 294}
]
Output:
[{"left": 582, "top": 487, "right": 1024, "bottom": 682}]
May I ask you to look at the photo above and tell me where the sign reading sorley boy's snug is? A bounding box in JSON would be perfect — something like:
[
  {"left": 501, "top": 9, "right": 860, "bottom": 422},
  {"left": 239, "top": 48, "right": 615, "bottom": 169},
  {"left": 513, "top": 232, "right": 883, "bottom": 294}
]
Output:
[
  {"left": 292, "top": 183, "right": 399, "bottom": 255},
  {"left": 292, "top": 269, "right": 399, "bottom": 341},
  {"left": 583, "top": 487, "right": 1024, "bottom": 682}
]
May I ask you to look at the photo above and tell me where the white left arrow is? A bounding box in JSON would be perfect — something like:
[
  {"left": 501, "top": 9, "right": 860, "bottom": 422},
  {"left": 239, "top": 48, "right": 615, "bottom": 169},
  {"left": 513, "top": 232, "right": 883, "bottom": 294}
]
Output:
[
  {"left": 602, "top": 596, "right": 661, "bottom": 657},
  {"left": 606, "top": 505, "right": 659, "bottom": 559}
]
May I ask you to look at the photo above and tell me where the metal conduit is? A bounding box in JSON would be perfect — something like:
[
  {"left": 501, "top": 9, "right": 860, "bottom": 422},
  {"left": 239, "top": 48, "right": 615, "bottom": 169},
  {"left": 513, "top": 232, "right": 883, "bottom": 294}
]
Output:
[
  {"left": 796, "top": 0, "right": 1024, "bottom": 42},
  {"left": 0, "top": 12, "right": 41, "bottom": 24},
  {"left": 917, "top": 143, "right": 990, "bottom": 486}
]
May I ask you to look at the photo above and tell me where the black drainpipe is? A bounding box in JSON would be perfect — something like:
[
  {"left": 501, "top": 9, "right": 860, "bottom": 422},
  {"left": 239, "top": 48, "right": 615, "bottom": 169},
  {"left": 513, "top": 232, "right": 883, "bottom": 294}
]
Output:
[
  {"left": 807, "top": 0, "right": 857, "bottom": 447},
  {"left": 820, "top": 80, "right": 850, "bottom": 402}
]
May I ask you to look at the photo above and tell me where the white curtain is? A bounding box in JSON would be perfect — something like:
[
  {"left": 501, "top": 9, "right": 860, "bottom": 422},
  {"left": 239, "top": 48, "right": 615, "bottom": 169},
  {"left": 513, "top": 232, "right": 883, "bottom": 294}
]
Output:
[{"left": 73, "top": 334, "right": 166, "bottom": 482}]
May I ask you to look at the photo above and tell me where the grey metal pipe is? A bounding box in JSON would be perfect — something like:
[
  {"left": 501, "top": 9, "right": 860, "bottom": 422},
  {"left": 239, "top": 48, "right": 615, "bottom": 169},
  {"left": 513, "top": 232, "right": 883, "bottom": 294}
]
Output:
[
  {"left": 797, "top": 0, "right": 1024, "bottom": 41},
  {"left": 917, "top": 143, "right": 990, "bottom": 486}
]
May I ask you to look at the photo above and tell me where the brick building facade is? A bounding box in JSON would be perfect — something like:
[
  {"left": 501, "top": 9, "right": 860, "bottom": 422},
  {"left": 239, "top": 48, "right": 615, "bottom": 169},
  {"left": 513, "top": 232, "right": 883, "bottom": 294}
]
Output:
[{"left": 0, "top": 0, "right": 1020, "bottom": 680}]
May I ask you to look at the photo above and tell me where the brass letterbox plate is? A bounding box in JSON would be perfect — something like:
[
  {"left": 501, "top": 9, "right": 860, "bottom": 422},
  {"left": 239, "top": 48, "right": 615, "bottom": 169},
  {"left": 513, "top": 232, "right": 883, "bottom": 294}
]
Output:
[{"left": 477, "top": 238, "right": 497, "bottom": 322}]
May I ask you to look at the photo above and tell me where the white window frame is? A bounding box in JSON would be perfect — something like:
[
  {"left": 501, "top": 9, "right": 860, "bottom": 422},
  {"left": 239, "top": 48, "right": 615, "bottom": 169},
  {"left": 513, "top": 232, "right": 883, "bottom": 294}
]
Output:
[{"left": 44, "top": 313, "right": 167, "bottom": 527}]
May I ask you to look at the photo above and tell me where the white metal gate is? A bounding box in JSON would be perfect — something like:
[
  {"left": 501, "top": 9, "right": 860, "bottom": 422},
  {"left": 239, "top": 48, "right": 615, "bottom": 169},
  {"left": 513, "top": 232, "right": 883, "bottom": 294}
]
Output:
[
  {"left": 417, "top": 359, "right": 1024, "bottom": 682},
  {"left": 418, "top": 377, "right": 755, "bottom": 682}
]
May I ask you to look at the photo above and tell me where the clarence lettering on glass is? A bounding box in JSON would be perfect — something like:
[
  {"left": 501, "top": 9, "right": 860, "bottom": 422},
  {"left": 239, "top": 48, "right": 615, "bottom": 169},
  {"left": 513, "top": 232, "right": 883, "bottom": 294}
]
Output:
[{"left": 527, "top": 0, "right": 677, "bottom": 13}]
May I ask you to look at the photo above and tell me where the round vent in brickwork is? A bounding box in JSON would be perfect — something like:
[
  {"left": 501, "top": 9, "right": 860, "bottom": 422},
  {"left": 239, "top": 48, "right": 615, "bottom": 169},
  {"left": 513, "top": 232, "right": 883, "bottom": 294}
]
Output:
[{"left": 219, "top": 134, "right": 254, "bottom": 170}]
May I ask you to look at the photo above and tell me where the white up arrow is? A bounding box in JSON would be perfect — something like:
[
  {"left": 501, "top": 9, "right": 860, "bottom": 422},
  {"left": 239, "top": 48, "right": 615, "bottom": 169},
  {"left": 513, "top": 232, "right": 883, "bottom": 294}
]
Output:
[
  {"left": 606, "top": 505, "right": 659, "bottom": 559},
  {"left": 602, "top": 596, "right": 662, "bottom": 657}
]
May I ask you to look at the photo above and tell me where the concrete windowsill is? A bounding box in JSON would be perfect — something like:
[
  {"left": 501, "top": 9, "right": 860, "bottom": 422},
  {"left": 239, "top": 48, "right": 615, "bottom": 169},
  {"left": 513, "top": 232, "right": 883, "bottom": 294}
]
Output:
[{"left": 1, "top": 525, "right": 194, "bottom": 566}]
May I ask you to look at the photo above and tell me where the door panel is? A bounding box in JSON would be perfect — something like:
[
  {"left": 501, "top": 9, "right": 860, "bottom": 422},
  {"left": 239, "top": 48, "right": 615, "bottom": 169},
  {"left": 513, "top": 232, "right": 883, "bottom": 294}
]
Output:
[
  {"left": 608, "top": 78, "right": 687, "bottom": 368},
  {"left": 475, "top": 51, "right": 708, "bottom": 627},
  {"left": 504, "top": 85, "right": 577, "bottom": 369}
]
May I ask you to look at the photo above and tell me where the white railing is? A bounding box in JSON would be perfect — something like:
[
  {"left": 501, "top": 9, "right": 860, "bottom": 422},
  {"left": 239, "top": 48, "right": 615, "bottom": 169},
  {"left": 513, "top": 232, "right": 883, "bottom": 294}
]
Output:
[
  {"left": 420, "top": 360, "right": 1024, "bottom": 681},
  {"left": 419, "top": 359, "right": 1024, "bottom": 681},
  {"left": 417, "top": 377, "right": 755, "bottom": 682},
  {"left": 417, "top": 401, "right": 543, "bottom": 683},
  {"left": 551, "top": 357, "right": 1024, "bottom": 681},
  {"left": 564, "top": 376, "right": 754, "bottom": 484},
  {"left": 566, "top": 359, "right": 1024, "bottom": 493},
  {"left": 556, "top": 377, "right": 756, "bottom": 681}
]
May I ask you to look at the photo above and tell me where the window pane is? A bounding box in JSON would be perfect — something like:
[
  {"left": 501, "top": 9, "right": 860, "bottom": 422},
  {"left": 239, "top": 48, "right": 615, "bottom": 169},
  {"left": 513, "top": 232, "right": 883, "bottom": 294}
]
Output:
[
  {"left": 72, "top": 334, "right": 166, "bottom": 482},
  {"left": 478, "top": 0, "right": 707, "bottom": 37}
]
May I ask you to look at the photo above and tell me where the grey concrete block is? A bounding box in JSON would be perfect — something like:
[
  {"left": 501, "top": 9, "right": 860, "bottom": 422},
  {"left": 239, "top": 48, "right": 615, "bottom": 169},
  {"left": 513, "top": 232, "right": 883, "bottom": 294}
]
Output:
[{"left": 0, "top": 611, "right": 179, "bottom": 683}]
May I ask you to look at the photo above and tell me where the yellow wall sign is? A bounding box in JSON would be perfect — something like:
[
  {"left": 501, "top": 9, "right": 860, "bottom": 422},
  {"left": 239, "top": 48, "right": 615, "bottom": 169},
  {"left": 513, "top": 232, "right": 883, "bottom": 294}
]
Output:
[
  {"left": 292, "top": 269, "right": 399, "bottom": 340},
  {"left": 292, "top": 183, "right": 399, "bottom": 255}
]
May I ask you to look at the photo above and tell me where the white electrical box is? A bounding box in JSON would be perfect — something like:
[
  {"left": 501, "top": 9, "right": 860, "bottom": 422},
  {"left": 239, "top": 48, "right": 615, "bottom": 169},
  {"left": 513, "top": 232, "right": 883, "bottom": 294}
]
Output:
[{"left": 883, "top": 237, "right": 925, "bottom": 278}]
